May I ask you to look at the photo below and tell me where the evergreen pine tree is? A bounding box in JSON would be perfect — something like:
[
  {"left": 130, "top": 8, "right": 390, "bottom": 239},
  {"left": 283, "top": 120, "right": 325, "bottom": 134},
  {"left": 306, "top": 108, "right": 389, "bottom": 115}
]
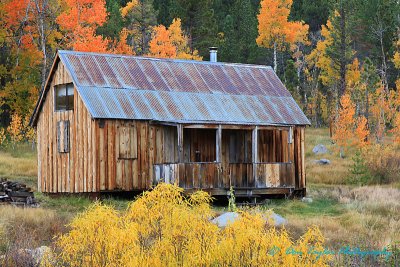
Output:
[
  {"left": 97, "top": 0, "right": 125, "bottom": 41},
  {"left": 122, "top": 0, "right": 158, "bottom": 55},
  {"left": 348, "top": 150, "right": 371, "bottom": 185},
  {"left": 169, "top": 0, "right": 218, "bottom": 59}
]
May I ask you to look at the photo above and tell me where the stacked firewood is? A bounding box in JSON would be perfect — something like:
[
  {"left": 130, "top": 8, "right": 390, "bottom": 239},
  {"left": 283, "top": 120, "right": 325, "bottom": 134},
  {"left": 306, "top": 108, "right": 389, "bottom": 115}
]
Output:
[{"left": 0, "top": 180, "right": 37, "bottom": 206}]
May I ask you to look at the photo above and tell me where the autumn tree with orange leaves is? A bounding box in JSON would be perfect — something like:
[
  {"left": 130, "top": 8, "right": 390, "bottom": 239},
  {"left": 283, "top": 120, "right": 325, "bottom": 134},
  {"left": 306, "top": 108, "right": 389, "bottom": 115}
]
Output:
[
  {"left": 256, "top": 0, "right": 308, "bottom": 72},
  {"left": 333, "top": 94, "right": 355, "bottom": 157},
  {"left": 333, "top": 94, "right": 370, "bottom": 157},
  {"left": 148, "top": 18, "right": 202, "bottom": 60},
  {"left": 112, "top": 28, "right": 135, "bottom": 55},
  {"left": 57, "top": 0, "right": 109, "bottom": 52},
  {"left": 2, "top": 0, "right": 61, "bottom": 89}
]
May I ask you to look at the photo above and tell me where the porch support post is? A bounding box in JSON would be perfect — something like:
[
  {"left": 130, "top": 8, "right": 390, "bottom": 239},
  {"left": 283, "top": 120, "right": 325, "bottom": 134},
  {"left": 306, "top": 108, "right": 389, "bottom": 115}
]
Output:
[
  {"left": 216, "top": 125, "right": 222, "bottom": 162},
  {"left": 288, "top": 126, "right": 293, "bottom": 163},
  {"left": 177, "top": 124, "right": 184, "bottom": 162},
  {"left": 252, "top": 126, "right": 258, "bottom": 163},
  {"left": 252, "top": 126, "right": 258, "bottom": 185}
]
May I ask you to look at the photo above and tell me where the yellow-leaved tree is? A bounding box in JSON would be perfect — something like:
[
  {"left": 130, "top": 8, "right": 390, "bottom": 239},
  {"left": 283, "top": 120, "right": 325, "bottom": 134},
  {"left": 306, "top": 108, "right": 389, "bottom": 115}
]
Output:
[
  {"left": 23, "top": 113, "right": 36, "bottom": 147},
  {"left": 306, "top": 18, "right": 338, "bottom": 90},
  {"left": 389, "top": 35, "right": 400, "bottom": 144},
  {"left": 148, "top": 18, "right": 202, "bottom": 60},
  {"left": 256, "top": 0, "right": 308, "bottom": 72},
  {"left": 43, "top": 183, "right": 331, "bottom": 266},
  {"left": 0, "top": 128, "right": 6, "bottom": 146},
  {"left": 390, "top": 113, "right": 400, "bottom": 144},
  {"left": 7, "top": 113, "right": 24, "bottom": 149}
]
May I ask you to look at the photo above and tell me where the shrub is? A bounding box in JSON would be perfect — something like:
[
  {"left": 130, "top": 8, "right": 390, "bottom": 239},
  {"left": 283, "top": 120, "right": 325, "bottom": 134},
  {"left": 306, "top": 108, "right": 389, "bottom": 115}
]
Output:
[
  {"left": 0, "top": 206, "right": 67, "bottom": 267},
  {"left": 361, "top": 144, "right": 400, "bottom": 184},
  {"left": 44, "top": 183, "right": 332, "bottom": 267},
  {"left": 387, "top": 242, "right": 400, "bottom": 266}
]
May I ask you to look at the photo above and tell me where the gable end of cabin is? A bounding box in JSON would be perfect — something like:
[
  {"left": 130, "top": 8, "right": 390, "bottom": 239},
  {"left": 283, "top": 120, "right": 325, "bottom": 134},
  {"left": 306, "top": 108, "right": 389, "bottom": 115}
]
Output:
[{"left": 36, "top": 59, "right": 97, "bottom": 193}]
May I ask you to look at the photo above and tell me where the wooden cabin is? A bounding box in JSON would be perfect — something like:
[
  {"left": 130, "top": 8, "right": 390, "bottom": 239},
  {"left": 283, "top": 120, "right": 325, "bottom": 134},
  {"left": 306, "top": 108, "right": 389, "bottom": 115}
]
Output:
[{"left": 31, "top": 50, "right": 310, "bottom": 197}]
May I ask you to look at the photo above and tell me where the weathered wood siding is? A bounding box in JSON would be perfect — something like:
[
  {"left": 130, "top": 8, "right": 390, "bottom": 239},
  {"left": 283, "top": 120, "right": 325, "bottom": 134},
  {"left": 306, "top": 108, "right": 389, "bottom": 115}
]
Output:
[
  {"left": 183, "top": 128, "right": 216, "bottom": 162},
  {"left": 258, "top": 129, "right": 290, "bottom": 163},
  {"left": 294, "top": 127, "right": 306, "bottom": 189},
  {"left": 93, "top": 120, "right": 170, "bottom": 191},
  {"left": 37, "top": 60, "right": 100, "bottom": 193},
  {"left": 153, "top": 162, "right": 296, "bottom": 190}
]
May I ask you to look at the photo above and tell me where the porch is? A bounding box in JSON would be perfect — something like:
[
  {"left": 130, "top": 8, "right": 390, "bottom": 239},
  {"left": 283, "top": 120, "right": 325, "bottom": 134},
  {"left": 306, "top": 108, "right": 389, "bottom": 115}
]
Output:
[
  {"left": 152, "top": 124, "right": 304, "bottom": 196},
  {"left": 153, "top": 162, "right": 295, "bottom": 195}
]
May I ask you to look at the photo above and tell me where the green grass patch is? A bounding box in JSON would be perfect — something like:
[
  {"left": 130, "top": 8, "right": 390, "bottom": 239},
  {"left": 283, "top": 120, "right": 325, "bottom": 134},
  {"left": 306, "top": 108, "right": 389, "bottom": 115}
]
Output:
[
  {"left": 1, "top": 143, "right": 37, "bottom": 159},
  {"left": 264, "top": 198, "right": 346, "bottom": 218},
  {"left": 35, "top": 193, "right": 132, "bottom": 217},
  {"left": 101, "top": 197, "right": 131, "bottom": 211},
  {"left": 35, "top": 193, "right": 93, "bottom": 215}
]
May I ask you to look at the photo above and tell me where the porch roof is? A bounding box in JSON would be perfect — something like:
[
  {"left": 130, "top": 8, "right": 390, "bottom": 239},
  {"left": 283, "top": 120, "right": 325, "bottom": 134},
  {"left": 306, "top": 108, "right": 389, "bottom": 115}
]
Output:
[{"left": 78, "top": 86, "right": 307, "bottom": 125}]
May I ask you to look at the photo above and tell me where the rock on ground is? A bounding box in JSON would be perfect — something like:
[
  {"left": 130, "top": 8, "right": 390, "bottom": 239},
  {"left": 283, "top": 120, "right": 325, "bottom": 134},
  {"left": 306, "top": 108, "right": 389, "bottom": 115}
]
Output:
[
  {"left": 315, "top": 159, "right": 331, "bottom": 165},
  {"left": 211, "top": 211, "right": 287, "bottom": 227},
  {"left": 270, "top": 213, "right": 287, "bottom": 226},
  {"left": 312, "top": 144, "right": 328, "bottom": 155},
  {"left": 19, "top": 246, "right": 51, "bottom": 266},
  {"left": 301, "top": 197, "right": 313, "bottom": 203},
  {"left": 211, "top": 212, "right": 239, "bottom": 227}
]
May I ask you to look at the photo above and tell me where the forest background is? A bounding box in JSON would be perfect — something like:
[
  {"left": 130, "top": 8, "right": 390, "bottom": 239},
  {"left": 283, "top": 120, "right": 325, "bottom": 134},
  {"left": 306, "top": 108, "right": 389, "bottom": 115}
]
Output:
[
  {"left": 1, "top": 0, "right": 400, "bottom": 164},
  {"left": 1, "top": 1, "right": 400, "bottom": 265}
]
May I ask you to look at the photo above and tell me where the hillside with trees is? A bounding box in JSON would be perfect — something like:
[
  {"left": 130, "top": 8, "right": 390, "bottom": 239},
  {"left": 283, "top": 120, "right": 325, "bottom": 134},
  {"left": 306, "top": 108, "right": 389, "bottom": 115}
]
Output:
[{"left": 1, "top": 0, "right": 400, "bottom": 148}]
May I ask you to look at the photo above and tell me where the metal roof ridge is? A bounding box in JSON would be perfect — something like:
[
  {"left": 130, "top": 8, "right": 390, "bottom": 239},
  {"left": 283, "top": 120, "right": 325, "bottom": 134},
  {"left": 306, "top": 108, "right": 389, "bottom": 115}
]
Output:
[{"left": 57, "top": 50, "right": 274, "bottom": 70}]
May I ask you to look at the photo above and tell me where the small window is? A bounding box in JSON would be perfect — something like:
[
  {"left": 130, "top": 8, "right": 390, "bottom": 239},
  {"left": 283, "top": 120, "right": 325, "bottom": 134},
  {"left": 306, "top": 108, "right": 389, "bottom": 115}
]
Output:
[
  {"left": 118, "top": 123, "right": 137, "bottom": 159},
  {"left": 55, "top": 83, "right": 74, "bottom": 111},
  {"left": 57, "top": 120, "right": 70, "bottom": 153}
]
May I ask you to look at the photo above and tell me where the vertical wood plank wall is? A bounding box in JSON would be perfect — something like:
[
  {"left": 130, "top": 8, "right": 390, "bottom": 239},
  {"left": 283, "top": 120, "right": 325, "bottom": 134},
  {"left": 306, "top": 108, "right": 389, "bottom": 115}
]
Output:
[
  {"left": 183, "top": 128, "right": 216, "bottom": 162},
  {"left": 37, "top": 61, "right": 75, "bottom": 193},
  {"left": 36, "top": 61, "right": 306, "bottom": 193},
  {"left": 258, "top": 129, "right": 290, "bottom": 163}
]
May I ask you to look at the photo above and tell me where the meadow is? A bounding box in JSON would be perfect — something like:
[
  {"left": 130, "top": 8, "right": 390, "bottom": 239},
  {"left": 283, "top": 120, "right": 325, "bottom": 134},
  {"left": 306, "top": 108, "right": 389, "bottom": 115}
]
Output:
[{"left": 0, "top": 128, "right": 399, "bottom": 265}]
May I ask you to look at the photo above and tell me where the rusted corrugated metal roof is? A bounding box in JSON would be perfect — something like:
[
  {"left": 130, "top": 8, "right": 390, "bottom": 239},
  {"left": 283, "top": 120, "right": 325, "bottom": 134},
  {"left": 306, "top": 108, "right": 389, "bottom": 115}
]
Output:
[{"left": 37, "top": 50, "right": 310, "bottom": 125}]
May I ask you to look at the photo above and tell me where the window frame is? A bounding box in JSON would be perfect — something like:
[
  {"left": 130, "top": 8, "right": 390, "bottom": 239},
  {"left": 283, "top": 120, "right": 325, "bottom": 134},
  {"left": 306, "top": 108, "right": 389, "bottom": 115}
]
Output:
[{"left": 54, "top": 83, "right": 74, "bottom": 112}]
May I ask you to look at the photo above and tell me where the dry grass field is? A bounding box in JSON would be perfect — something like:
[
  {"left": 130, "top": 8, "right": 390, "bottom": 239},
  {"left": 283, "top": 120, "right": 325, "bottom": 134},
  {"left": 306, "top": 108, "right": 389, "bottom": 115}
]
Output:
[
  {"left": 0, "top": 129, "right": 399, "bottom": 265},
  {"left": 305, "top": 127, "right": 353, "bottom": 184},
  {"left": 0, "top": 145, "right": 37, "bottom": 186}
]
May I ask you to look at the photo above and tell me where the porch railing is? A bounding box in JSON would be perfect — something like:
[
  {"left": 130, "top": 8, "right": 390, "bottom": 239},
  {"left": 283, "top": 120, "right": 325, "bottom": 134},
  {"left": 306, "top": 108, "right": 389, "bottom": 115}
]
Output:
[
  {"left": 153, "top": 162, "right": 222, "bottom": 189},
  {"left": 153, "top": 162, "right": 295, "bottom": 189}
]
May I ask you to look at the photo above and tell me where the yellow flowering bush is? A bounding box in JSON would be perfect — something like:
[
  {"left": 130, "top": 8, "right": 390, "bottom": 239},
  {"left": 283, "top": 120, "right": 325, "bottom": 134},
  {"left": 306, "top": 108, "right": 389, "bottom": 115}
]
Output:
[{"left": 44, "top": 184, "right": 331, "bottom": 266}]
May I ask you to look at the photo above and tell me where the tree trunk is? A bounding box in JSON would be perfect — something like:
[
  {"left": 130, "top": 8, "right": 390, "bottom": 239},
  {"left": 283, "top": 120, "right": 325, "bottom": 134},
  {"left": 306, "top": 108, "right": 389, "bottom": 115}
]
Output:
[
  {"left": 379, "top": 29, "right": 388, "bottom": 93},
  {"left": 35, "top": 0, "right": 47, "bottom": 91},
  {"left": 273, "top": 41, "right": 277, "bottom": 73},
  {"left": 365, "top": 88, "right": 369, "bottom": 141},
  {"left": 339, "top": 4, "right": 347, "bottom": 98}
]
